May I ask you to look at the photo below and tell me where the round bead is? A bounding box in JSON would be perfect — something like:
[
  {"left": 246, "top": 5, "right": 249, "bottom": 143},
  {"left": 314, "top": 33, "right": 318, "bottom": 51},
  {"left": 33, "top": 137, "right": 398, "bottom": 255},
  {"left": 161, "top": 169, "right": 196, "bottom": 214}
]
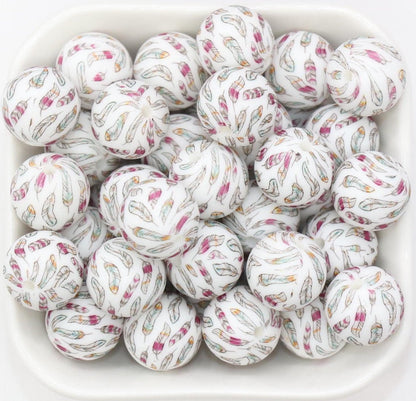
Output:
[
  {"left": 305, "top": 210, "right": 378, "bottom": 280},
  {"left": 222, "top": 181, "right": 300, "bottom": 253},
  {"left": 265, "top": 31, "right": 333, "bottom": 109},
  {"left": 3, "top": 231, "right": 83, "bottom": 311},
  {"left": 326, "top": 37, "right": 406, "bottom": 116},
  {"left": 60, "top": 207, "right": 111, "bottom": 262},
  {"left": 167, "top": 220, "right": 244, "bottom": 300},
  {"left": 170, "top": 140, "right": 249, "bottom": 219},
  {"left": 134, "top": 32, "right": 208, "bottom": 110},
  {"left": 56, "top": 32, "right": 133, "bottom": 109},
  {"left": 124, "top": 293, "right": 202, "bottom": 370},
  {"left": 281, "top": 295, "right": 346, "bottom": 359},
  {"left": 202, "top": 285, "right": 281, "bottom": 365},
  {"left": 119, "top": 177, "right": 200, "bottom": 259},
  {"left": 197, "top": 67, "right": 278, "bottom": 148},
  {"left": 2, "top": 67, "right": 81, "bottom": 146},
  {"left": 45, "top": 286, "right": 124, "bottom": 360},
  {"left": 325, "top": 266, "right": 404, "bottom": 346},
  {"left": 246, "top": 231, "right": 327, "bottom": 311},
  {"left": 233, "top": 101, "right": 293, "bottom": 172},
  {"left": 254, "top": 127, "right": 334, "bottom": 207},
  {"left": 98, "top": 164, "right": 165, "bottom": 236},
  {"left": 305, "top": 103, "right": 379, "bottom": 169},
  {"left": 10, "top": 153, "right": 90, "bottom": 230},
  {"left": 196, "top": 5, "right": 274, "bottom": 74},
  {"left": 332, "top": 151, "right": 411, "bottom": 230},
  {"left": 86, "top": 237, "right": 166, "bottom": 317},
  {"left": 46, "top": 111, "right": 121, "bottom": 185},
  {"left": 145, "top": 114, "right": 209, "bottom": 175},
  {"left": 91, "top": 79, "right": 169, "bottom": 159}
]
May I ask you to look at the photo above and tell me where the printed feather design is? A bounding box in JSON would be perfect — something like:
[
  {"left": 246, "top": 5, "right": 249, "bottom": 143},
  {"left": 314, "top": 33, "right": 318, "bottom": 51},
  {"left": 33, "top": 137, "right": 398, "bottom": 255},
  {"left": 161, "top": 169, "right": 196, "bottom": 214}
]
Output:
[
  {"left": 141, "top": 65, "right": 172, "bottom": 81},
  {"left": 381, "top": 291, "right": 397, "bottom": 326},
  {"left": 221, "top": 14, "right": 246, "bottom": 36},
  {"left": 142, "top": 302, "right": 162, "bottom": 336},
  {"left": 104, "top": 262, "right": 121, "bottom": 294},
  {"left": 351, "top": 305, "right": 366, "bottom": 337},
  {"left": 283, "top": 318, "right": 299, "bottom": 348},
  {"left": 42, "top": 193, "right": 57, "bottom": 226},
  {"left": 223, "top": 37, "right": 249, "bottom": 67}
]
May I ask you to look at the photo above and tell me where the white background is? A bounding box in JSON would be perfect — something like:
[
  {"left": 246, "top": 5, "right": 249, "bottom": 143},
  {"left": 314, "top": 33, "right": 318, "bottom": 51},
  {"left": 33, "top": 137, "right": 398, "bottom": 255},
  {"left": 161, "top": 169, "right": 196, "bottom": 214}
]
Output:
[{"left": 0, "top": 0, "right": 415, "bottom": 400}]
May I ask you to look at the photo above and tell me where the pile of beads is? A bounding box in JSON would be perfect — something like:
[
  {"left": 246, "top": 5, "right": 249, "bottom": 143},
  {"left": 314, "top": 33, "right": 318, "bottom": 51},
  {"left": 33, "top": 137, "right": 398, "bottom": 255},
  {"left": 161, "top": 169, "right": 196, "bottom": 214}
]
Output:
[{"left": 2, "top": 4, "right": 410, "bottom": 371}]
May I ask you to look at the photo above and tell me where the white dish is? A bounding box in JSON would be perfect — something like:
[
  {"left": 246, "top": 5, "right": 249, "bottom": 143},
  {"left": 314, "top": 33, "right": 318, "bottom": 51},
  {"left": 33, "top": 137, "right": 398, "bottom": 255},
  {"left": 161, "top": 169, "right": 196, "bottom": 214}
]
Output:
[{"left": 4, "top": 3, "right": 413, "bottom": 400}]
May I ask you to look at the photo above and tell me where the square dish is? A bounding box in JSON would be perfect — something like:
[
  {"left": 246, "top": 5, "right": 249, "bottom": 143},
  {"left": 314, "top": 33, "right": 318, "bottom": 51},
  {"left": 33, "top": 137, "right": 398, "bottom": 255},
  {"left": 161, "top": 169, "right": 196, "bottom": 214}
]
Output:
[{"left": 5, "top": 3, "right": 413, "bottom": 400}]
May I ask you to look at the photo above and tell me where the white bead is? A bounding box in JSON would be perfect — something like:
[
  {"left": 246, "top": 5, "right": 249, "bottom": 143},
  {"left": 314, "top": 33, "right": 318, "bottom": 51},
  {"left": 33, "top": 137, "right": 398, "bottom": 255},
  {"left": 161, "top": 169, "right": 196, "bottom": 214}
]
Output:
[
  {"left": 3, "top": 67, "right": 80, "bottom": 146},
  {"left": 196, "top": 5, "right": 274, "bottom": 74},
  {"left": 326, "top": 37, "right": 406, "bottom": 116},
  {"left": 10, "top": 153, "right": 90, "bottom": 231},
  {"left": 332, "top": 151, "right": 411, "bottom": 230},
  {"left": 134, "top": 32, "right": 208, "bottom": 110},
  {"left": 46, "top": 111, "right": 121, "bottom": 185},
  {"left": 170, "top": 140, "right": 249, "bottom": 219},
  {"left": 56, "top": 32, "right": 133, "bottom": 109},
  {"left": 167, "top": 220, "right": 244, "bottom": 300},
  {"left": 325, "top": 266, "right": 404, "bottom": 346},
  {"left": 265, "top": 31, "right": 333, "bottom": 109},
  {"left": 3, "top": 230, "right": 83, "bottom": 311},
  {"left": 45, "top": 286, "right": 124, "bottom": 360},
  {"left": 86, "top": 237, "right": 166, "bottom": 317},
  {"left": 124, "top": 293, "right": 202, "bottom": 370},
  {"left": 202, "top": 285, "right": 281, "bottom": 365},
  {"left": 246, "top": 231, "right": 327, "bottom": 311},
  {"left": 91, "top": 79, "right": 169, "bottom": 159}
]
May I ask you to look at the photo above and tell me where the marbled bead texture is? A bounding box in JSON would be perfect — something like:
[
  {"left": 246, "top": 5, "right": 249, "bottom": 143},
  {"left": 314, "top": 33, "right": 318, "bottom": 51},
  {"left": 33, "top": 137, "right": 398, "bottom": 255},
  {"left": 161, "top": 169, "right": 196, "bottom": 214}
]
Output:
[
  {"left": 325, "top": 266, "right": 404, "bottom": 346},
  {"left": 170, "top": 140, "right": 249, "bottom": 219},
  {"left": 167, "top": 220, "right": 244, "bottom": 300},
  {"left": 197, "top": 67, "right": 278, "bottom": 148},
  {"left": 265, "top": 31, "right": 333, "bottom": 109},
  {"left": 91, "top": 79, "right": 169, "bottom": 159},
  {"left": 10, "top": 153, "right": 90, "bottom": 231},
  {"left": 305, "top": 209, "right": 378, "bottom": 280},
  {"left": 46, "top": 111, "right": 121, "bottom": 185},
  {"left": 145, "top": 114, "right": 209, "bottom": 175},
  {"left": 332, "top": 151, "right": 411, "bottom": 230},
  {"left": 134, "top": 32, "right": 209, "bottom": 110},
  {"left": 196, "top": 5, "right": 274, "bottom": 74},
  {"left": 233, "top": 101, "right": 293, "bottom": 173},
  {"left": 2, "top": 67, "right": 80, "bottom": 146},
  {"left": 305, "top": 103, "right": 379, "bottom": 169},
  {"left": 124, "top": 293, "right": 202, "bottom": 370},
  {"left": 326, "top": 37, "right": 406, "bottom": 116},
  {"left": 222, "top": 181, "right": 300, "bottom": 253},
  {"left": 246, "top": 231, "right": 327, "bottom": 311},
  {"left": 86, "top": 237, "right": 166, "bottom": 317},
  {"left": 119, "top": 177, "right": 200, "bottom": 259},
  {"left": 45, "top": 286, "right": 124, "bottom": 360},
  {"left": 254, "top": 127, "right": 334, "bottom": 208},
  {"left": 60, "top": 207, "right": 111, "bottom": 262},
  {"left": 202, "top": 285, "right": 281, "bottom": 365},
  {"left": 3, "top": 230, "right": 83, "bottom": 311},
  {"left": 56, "top": 32, "right": 133, "bottom": 109},
  {"left": 98, "top": 164, "right": 165, "bottom": 236},
  {"left": 281, "top": 295, "right": 346, "bottom": 359}
]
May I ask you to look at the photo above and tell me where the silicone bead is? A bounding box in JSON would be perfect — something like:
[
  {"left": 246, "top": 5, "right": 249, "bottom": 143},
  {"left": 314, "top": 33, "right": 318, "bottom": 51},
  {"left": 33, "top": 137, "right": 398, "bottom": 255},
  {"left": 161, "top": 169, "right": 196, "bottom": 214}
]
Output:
[
  {"left": 170, "top": 140, "right": 249, "bottom": 219},
  {"left": 202, "top": 285, "right": 281, "bottom": 365},
  {"left": 56, "top": 32, "right": 133, "bottom": 109},
  {"left": 196, "top": 5, "right": 274, "bottom": 74},
  {"left": 45, "top": 286, "right": 124, "bottom": 360},
  {"left": 134, "top": 32, "right": 208, "bottom": 110},
  {"left": 326, "top": 37, "right": 406, "bottom": 116},
  {"left": 325, "top": 266, "right": 404, "bottom": 346},
  {"left": 246, "top": 231, "right": 327, "bottom": 311},
  {"left": 3, "top": 230, "right": 83, "bottom": 311},
  {"left": 10, "top": 153, "right": 90, "bottom": 231},
  {"left": 167, "top": 220, "right": 244, "bottom": 300},
  {"left": 91, "top": 79, "right": 169, "bottom": 159},
  {"left": 86, "top": 237, "right": 166, "bottom": 317},
  {"left": 2, "top": 67, "right": 81, "bottom": 146},
  {"left": 332, "top": 151, "right": 411, "bottom": 230},
  {"left": 124, "top": 293, "right": 202, "bottom": 370}
]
